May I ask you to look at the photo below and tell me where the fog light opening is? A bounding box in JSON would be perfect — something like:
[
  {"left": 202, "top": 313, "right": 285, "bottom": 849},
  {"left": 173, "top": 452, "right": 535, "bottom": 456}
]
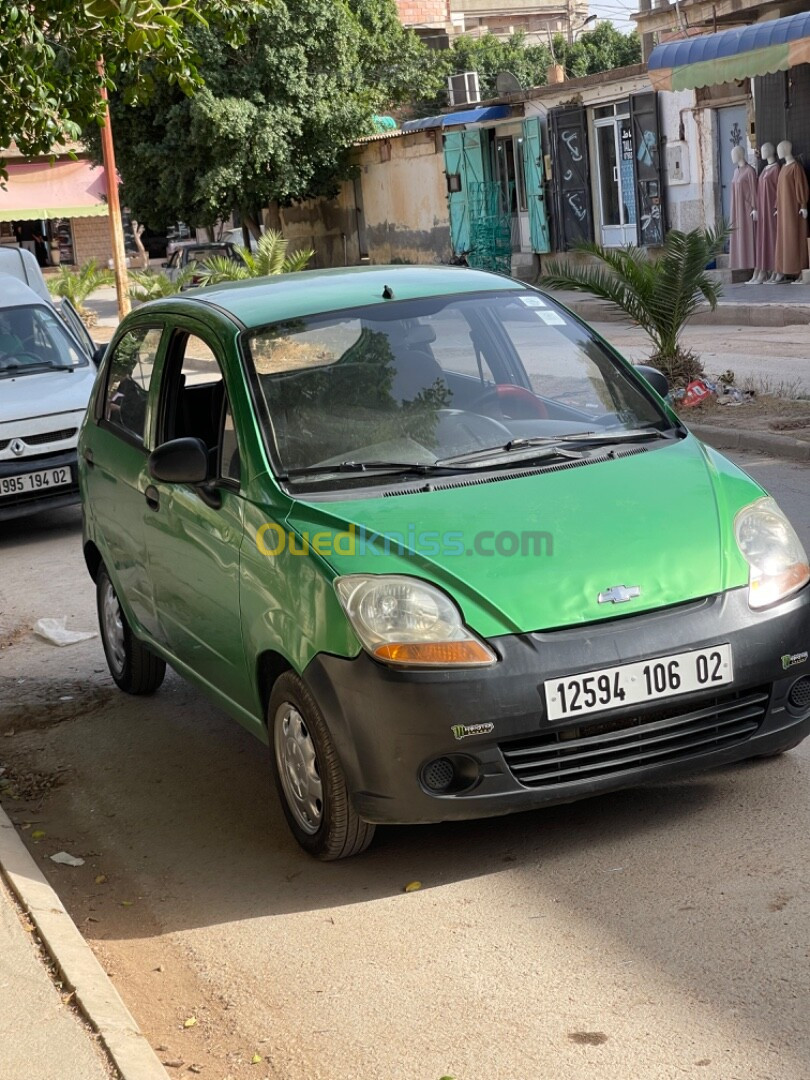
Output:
[
  {"left": 787, "top": 675, "right": 810, "bottom": 714},
  {"left": 420, "top": 755, "right": 480, "bottom": 795}
]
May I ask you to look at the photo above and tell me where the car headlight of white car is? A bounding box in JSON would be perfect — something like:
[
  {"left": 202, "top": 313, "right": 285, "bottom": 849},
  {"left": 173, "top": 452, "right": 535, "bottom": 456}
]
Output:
[
  {"left": 334, "top": 574, "right": 496, "bottom": 667},
  {"left": 735, "top": 497, "right": 810, "bottom": 609}
]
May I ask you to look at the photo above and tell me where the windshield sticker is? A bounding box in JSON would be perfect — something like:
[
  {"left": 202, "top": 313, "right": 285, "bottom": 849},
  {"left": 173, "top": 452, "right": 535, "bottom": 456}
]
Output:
[
  {"left": 537, "top": 310, "right": 566, "bottom": 326},
  {"left": 519, "top": 295, "right": 546, "bottom": 308}
]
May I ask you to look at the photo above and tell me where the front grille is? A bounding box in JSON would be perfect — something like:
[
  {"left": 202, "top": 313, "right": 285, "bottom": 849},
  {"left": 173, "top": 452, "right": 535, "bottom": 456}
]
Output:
[
  {"left": 24, "top": 428, "right": 77, "bottom": 446},
  {"left": 501, "top": 687, "right": 770, "bottom": 789}
]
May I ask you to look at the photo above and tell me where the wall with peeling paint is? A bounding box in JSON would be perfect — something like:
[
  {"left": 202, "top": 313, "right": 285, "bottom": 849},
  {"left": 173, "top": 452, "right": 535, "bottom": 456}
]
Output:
[
  {"left": 277, "top": 131, "right": 451, "bottom": 268},
  {"left": 359, "top": 133, "right": 451, "bottom": 264}
]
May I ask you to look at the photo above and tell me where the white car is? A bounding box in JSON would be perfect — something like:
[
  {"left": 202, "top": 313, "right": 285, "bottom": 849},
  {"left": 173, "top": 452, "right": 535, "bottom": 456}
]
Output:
[{"left": 0, "top": 277, "right": 100, "bottom": 521}]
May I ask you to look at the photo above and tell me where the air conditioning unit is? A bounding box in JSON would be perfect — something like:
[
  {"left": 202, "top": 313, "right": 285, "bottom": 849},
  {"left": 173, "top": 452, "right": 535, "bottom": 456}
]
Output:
[{"left": 447, "top": 71, "right": 481, "bottom": 106}]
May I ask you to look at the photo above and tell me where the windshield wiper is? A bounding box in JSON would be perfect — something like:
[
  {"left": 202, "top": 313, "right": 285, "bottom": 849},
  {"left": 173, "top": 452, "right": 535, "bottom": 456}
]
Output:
[
  {"left": 282, "top": 460, "right": 456, "bottom": 480},
  {"left": 436, "top": 427, "right": 670, "bottom": 466}
]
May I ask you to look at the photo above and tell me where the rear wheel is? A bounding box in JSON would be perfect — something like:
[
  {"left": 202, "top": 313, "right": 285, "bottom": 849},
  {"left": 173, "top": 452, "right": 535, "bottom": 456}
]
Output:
[
  {"left": 96, "top": 565, "right": 166, "bottom": 695},
  {"left": 269, "top": 672, "right": 375, "bottom": 860}
]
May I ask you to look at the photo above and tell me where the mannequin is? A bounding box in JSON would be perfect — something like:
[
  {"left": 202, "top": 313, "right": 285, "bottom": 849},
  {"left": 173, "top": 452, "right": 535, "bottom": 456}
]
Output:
[
  {"left": 771, "top": 140, "right": 809, "bottom": 283},
  {"left": 748, "top": 142, "right": 780, "bottom": 284},
  {"left": 729, "top": 145, "right": 757, "bottom": 272}
]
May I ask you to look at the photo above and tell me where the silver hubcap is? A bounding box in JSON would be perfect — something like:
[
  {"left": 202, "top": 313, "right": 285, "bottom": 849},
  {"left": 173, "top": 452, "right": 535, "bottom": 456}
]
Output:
[
  {"left": 274, "top": 703, "right": 323, "bottom": 835},
  {"left": 101, "top": 578, "right": 126, "bottom": 676}
]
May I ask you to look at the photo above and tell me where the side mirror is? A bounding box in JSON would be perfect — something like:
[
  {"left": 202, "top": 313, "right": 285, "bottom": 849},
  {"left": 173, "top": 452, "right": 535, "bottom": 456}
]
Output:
[
  {"left": 635, "top": 364, "right": 669, "bottom": 399},
  {"left": 148, "top": 438, "right": 209, "bottom": 485},
  {"left": 92, "top": 343, "right": 107, "bottom": 368}
]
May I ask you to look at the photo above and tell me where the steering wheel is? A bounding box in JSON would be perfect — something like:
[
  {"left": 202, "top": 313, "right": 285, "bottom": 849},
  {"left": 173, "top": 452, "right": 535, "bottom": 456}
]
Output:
[{"left": 471, "top": 383, "right": 548, "bottom": 420}]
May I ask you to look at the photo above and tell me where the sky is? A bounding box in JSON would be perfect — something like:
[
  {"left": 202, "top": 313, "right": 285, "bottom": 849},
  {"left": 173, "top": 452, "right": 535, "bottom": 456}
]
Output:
[{"left": 589, "top": 0, "right": 637, "bottom": 32}]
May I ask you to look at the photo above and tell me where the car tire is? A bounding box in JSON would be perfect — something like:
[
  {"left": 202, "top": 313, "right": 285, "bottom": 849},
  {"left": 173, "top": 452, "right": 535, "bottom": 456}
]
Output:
[
  {"left": 96, "top": 565, "right": 166, "bottom": 695},
  {"left": 269, "top": 672, "right": 375, "bottom": 860}
]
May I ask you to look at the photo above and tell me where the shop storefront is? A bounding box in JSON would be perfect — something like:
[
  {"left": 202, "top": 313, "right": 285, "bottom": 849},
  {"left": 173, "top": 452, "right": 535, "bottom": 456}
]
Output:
[{"left": 0, "top": 157, "right": 110, "bottom": 267}]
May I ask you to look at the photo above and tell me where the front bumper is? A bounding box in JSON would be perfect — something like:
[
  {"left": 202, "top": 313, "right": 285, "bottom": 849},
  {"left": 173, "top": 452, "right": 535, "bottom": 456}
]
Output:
[
  {"left": 304, "top": 585, "right": 810, "bottom": 824},
  {"left": 0, "top": 449, "right": 80, "bottom": 521}
]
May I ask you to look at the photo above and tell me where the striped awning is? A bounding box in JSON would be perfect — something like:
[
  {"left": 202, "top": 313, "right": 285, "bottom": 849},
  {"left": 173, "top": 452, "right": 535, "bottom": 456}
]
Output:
[
  {"left": 648, "top": 10, "right": 810, "bottom": 92},
  {"left": 0, "top": 160, "right": 109, "bottom": 222}
]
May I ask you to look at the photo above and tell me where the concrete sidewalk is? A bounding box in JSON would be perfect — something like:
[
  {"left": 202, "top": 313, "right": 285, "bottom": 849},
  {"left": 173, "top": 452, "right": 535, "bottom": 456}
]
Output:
[
  {"left": 547, "top": 281, "right": 810, "bottom": 327},
  {"left": 0, "top": 805, "right": 168, "bottom": 1080},
  {"left": 0, "top": 875, "right": 114, "bottom": 1080}
]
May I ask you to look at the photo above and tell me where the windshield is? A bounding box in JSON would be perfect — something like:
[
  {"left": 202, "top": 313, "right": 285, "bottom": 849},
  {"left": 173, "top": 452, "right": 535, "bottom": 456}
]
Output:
[
  {"left": 0, "top": 304, "right": 86, "bottom": 378},
  {"left": 243, "top": 290, "right": 672, "bottom": 487}
]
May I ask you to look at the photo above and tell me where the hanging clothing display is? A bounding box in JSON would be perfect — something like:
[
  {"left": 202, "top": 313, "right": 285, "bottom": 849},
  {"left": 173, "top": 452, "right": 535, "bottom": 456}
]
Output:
[
  {"left": 774, "top": 160, "right": 810, "bottom": 275},
  {"left": 754, "top": 162, "right": 780, "bottom": 272},
  {"left": 729, "top": 162, "right": 758, "bottom": 269}
]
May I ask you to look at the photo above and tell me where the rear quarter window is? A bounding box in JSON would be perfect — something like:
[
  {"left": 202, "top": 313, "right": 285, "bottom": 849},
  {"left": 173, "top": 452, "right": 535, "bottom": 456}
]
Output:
[{"left": 103, "top": 327, "right": 163, "bottom": 443}]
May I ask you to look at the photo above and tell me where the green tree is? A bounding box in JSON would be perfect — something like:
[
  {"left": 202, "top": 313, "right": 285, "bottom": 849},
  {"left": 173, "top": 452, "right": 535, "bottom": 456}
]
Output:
[
  {"left": 89, "top": 0, "right": 439, "bottom": 234},
  {"left": 552, "top": 23, "right": 642, "bottom": 80},
  {"left": 538, "top": 226, "right": 731, "bottom": 385},
  {"left": 0, "top": 0, "right": 265, "bottom": 162},
  {"left": 428, "top": 32, "right": 552, "bottom": 105}
]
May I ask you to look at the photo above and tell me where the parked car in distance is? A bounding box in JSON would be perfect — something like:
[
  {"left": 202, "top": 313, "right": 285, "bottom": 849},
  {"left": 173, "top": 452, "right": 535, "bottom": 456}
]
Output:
[
  {"left": 221, "top": 227, "right": 261, "bottom": 252},
  {"left": 1, "top": 277, "right": 100, "bottom": 520},
  {"left": 162, "top": 241, "right": 239, "bottom": 287},
  {"left": 78, "top": 265, "right": 810, "bottom": 859}
]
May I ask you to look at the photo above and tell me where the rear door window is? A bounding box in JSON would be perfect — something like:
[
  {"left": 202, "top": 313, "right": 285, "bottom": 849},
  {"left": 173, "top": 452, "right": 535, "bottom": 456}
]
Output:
[{"left": 103, "top": 327, "right": 163, "bottom": 444}]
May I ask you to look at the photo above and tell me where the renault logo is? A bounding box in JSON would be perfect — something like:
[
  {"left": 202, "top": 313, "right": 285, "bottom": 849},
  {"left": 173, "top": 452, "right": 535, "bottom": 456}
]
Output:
[
  {"left": 598, "top": 585, "right": 641, "bottom": 604},
  {"left": 10, "top": 439, "right": 25, "bottom": 457}
]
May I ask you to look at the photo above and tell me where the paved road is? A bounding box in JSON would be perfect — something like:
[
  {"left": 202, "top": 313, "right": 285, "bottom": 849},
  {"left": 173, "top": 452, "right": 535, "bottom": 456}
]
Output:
[{"left": 1, "top": 451, "right": 809, "bottom": 1080}]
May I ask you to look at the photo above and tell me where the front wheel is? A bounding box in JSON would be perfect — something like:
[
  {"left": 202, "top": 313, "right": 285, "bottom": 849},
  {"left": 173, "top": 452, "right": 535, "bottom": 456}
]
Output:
[
  {"left": 96, "top": 565, "right": 166, "bottom": 695},
  {"left": 269, "top": 672, "right": 375, "bottom": 860}
]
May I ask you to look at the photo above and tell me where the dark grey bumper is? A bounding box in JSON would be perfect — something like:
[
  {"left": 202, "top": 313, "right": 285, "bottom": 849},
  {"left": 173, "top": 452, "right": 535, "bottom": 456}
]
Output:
[{"left": 304, "top": 585, "right": 810, "bottom": 824}]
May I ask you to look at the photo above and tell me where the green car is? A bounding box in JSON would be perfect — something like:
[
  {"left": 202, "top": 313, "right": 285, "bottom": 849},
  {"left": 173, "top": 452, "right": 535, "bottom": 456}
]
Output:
[{"left": 79, "top": 266, "right": 810, "bottom": 859}]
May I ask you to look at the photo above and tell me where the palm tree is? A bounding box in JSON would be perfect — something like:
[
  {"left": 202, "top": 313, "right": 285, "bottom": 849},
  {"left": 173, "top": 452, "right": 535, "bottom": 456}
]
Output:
[
  {"left": 196, "top": 229, "right": 314, "bottom": 285},
  {"left": 538, "top": 225, "right": 731, "bottom": 384},
  {"left": 47, "top": 260, "right": 115, "bottom": 323},
  {"left": 128, "top": 267, "right": 197, "bottom": 302}
]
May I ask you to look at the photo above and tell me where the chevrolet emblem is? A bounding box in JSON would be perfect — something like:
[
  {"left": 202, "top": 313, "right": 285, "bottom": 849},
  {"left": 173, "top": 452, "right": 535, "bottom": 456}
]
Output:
[{"left": 598, "top": 585, "right": 641, "bottom": 604}]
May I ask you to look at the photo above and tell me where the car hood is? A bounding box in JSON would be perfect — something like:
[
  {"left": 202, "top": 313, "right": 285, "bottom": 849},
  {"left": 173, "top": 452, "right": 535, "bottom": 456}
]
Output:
[
  {"left": 0, "top": 363, "right": 96, "bottom": 425},
  {"left": 285, "top": 436, "right": 765, "bottom": 638}
]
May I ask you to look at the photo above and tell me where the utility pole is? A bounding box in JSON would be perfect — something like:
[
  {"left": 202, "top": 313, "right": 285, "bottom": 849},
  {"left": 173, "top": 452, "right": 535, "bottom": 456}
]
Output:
[{"left": 97, "top": 60, "right": 130, "bottom": 320}]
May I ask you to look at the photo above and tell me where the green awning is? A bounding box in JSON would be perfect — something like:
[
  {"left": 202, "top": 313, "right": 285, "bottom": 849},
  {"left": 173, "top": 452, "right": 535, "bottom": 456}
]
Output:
[{"left": 648, "top": 11, "right": 810, "bottom": 92}]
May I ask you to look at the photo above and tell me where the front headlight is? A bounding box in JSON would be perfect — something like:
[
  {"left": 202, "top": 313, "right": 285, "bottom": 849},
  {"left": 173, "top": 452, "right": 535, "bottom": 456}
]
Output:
[
  {"left": 334, "top": 575, "right": 497, "bottom": 667},
  {"left": 734, "top": 497, "right": 809, "bottom": 609}
]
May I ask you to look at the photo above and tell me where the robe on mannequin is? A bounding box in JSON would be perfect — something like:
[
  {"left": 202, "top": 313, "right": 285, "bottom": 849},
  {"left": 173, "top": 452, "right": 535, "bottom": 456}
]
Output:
[
  {"left": 748, "top": 143, "right": 779, "bottom": 284},
  {"left": 772, "top": 140, "right": 809, "bottom": 281},
  {"left": 729, "top": 146, "right": 757, "bottom": 271}
]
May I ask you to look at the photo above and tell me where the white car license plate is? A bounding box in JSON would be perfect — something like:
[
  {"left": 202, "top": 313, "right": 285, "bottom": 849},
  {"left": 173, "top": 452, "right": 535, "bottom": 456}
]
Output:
[
  {"left": 545, "top": 644, "right": 733, "bottom": 722},
  {"left": 0, "top": 466, "right": 72, "bottom": 499}
]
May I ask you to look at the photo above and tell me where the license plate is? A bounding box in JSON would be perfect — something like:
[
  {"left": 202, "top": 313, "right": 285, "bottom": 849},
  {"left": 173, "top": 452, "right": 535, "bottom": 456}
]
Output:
[
  {"left": 0, "top": 466, "right": 72, "bottom": 498},
  {"left": 545, "top": 644, "right": 733, "bottom": 722}
]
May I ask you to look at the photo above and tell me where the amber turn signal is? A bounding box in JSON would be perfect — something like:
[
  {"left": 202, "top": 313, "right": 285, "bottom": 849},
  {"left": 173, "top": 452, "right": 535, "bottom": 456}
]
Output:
[{"left": 372, "top": 640, "right": 496, "bottom": 666}]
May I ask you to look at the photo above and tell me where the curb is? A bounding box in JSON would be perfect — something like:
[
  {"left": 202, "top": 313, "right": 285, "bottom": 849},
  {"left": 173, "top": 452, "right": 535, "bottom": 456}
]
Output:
[
  {"left": 688, "top": 422, "right": 810, "bottom": 462},
  {"left": 0, "top": 805, "right": 169, "bottom": 1080}
]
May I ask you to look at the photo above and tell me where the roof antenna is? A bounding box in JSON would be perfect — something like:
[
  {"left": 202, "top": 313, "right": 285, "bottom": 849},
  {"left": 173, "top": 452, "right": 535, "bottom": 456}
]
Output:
[{"left": 382, "top": 284, "right": 395, "bottom": 299}]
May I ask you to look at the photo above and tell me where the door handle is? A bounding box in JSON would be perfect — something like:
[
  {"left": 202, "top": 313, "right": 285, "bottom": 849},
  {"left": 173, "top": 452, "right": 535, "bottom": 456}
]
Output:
[
  {"left": 83, "top": 448, "right": 94, "bottom": 468},
  {"left": 144, "top": 484, "right": 160, "bottom": 511}
]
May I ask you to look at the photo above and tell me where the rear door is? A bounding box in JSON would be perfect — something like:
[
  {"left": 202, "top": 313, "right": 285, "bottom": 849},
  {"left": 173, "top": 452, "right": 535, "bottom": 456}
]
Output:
[{"left": 84, "top": 323, "right": 166, "bottom": 638}]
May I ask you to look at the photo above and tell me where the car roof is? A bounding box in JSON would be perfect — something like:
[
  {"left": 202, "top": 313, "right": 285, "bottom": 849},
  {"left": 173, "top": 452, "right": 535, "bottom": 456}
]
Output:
[
  {"left": 0, "top": 275, "right": 55, "bottom": 311},
  {"left": 150, "top": 265, "right": 526, "bottom": 330},
  {"left": 0, "top": 247, "right": 53, "bottom": 303}
]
